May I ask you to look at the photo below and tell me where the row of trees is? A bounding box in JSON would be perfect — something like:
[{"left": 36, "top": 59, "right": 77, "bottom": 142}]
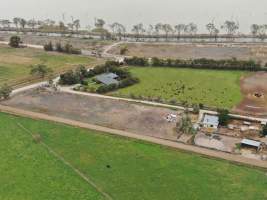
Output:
[
  {"left": 2, "top": 17, "right": 267, "bottom": 40},
  {"left": 44, "top": 42, "right": 81, "bottom": 54},
  {"left": 124, "top": 57, "right": 265, "bottom": 71},
  {"left": 0, "top": 18, "right": 81, "bottom": 33}
]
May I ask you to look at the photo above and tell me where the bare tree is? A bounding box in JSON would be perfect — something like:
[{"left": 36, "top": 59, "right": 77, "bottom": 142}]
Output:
[
  {"left": 27, "top": 19, "right": 38, "bottom": 31},
  {"left": 185, "top": 23, "right": 198, "bottom": 37},
  {"left": 221, "top": 20, "right": 239, "bottom": 40},
  {"left": 161, "top": 24, "right": 173, "bottom": 41},
  {"left": 251, "top": 24, "right": 260, "bottom": 37},
  {"left": 73, "top": 19, "right": 80, "bottom": 32},
  {"left": 110, "top": 22, "right": 126, "bottom": 40},
  {"left": 206, "top": 22, "right": 219, "bottom": 41},
  {"left": 154, "top": 23, "right": 163, "bottom": 41},
  {"left": 174, "top": 24, "right": 185, "bottom": 41},
  {"left": 13, "top": 18, "right": 20, "bottom": 31},
  {"left": 132, "top": 23, "right": 145, "bottom": 41}
]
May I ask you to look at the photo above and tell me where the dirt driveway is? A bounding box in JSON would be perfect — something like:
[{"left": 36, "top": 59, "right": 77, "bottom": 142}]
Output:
[
  {"left": 234, "top": 72, "right": 267, "bottom": 116},
  {"left": 2, "top": 89, "right": 178, "bottom": 140}
]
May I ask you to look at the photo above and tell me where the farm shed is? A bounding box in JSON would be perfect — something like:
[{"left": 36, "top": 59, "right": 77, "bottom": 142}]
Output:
[
  {"left": 241, "top": 139, "right": 263, "bottom": 151},
  {"left": 95, "top": 73, "right": 119, "bottom": 85},
  {"left": 202, "top": 114, "right": 219, "bottom": 129}
]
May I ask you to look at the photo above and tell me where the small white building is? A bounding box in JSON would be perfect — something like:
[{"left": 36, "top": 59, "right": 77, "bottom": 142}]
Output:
[{"left": 202, "top": 114, "right": 219, "bottom": 129}]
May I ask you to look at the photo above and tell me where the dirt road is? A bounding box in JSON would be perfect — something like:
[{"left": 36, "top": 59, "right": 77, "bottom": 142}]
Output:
[{"left": 0, "top": 104, "right": 266, "bottom": 169}]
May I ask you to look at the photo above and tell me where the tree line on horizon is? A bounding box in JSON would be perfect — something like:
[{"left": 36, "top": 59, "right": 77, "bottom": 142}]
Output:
[{"left": 0, "top": 17, "right": 267, "bottom": 41}]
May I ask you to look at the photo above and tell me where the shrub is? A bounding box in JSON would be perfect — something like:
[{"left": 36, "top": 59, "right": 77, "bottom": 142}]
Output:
[
  {"left": 44, "top": 41, "right": 53, "bottom": 51},
  {"left": 56, "top": 42, "right": 64, "bottom": 52},
  {"left": 260, "top": 124, "right": 267, "bottom": 137},
  {"left": 218, "top": 109, "right": 230, "bottom": 126},
  {"left": 125, "top": 56, "right": 265, "bottom": 71},
  {"left": 9, "top": 36, "right": 21, "bottom": 48},
  {"left": 120, "top": 46, "right": 128, "bottom": 55},
  {"left": 60, "top": 70, "right": 80, "bottom": 85},
  {"left": 0, "top": 84, "right": 12, "bottom": 100},
  {"left": 124, "top": 57, "right": 149, "bottom": 66}
]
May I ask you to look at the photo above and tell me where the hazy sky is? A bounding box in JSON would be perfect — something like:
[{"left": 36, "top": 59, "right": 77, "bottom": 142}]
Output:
[{"left": 1, "top": 0, "right": 267, "bottom": 33}]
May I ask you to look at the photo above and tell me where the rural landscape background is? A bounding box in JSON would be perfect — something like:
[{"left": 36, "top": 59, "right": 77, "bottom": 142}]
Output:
[{"left": 1, "top": 0, "right": 267, "bottom": 200}]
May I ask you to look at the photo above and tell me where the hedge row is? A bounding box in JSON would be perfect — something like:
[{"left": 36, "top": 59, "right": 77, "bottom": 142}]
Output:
[{"left": 124, "top": 57, "right": 267, "bottom": 71}]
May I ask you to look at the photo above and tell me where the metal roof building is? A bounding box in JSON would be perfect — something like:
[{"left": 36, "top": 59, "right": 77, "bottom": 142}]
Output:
[
  {"left": 95, "top": 73, "right": 119, "bottom": 85},
  {"left": 241, "top": 139, "right": 262, "bottom": 148}
]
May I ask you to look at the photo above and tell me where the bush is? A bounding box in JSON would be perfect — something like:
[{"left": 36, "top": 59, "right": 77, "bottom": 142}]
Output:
[
  {"left": 218, "top": 109, "right": 230, "bottom": 126},
  {"left": 0, "top": 84, "right": 12, "bottom": 100},
  {"left": 120, "top": 46, "right": 128, "bottom": 55},
  {"left": 261, "top": 124, "right": 267, "bottom": 137},
  {"left": 9, "top": 36, "right": 21, "bottom": 48},
  {"left": 44, "top": 41, "right": 53, "bottom": 51},
  {"left": 56, "top": 42, "right": 64, "bottom": 52},
  {"left": 124, "top": 57, "right": 149, "bottom": 66},
  {"left": 60, "top": 70, "right": 80, "bottom": 85}
]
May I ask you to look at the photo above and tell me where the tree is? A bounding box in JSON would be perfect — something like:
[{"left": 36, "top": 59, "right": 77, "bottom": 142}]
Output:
[
  {"left": 0, "top": 19, "right": 11, "bottom": 28},
  {"left": 257, "top": 25, "right": 267, "bottom": 41},
  {"left": 95, "top": 18, "right": 105, "bottom": 29},
  {"left": 154, "top": 23, "right": 163, "bottom": 41},
  {"left": 30, "top": 64, "right": 53, "bottom": 78},
  {"left": 221, "top": 20, "right": 239, "bottom": 39},
  {"left": 110, "top": 22, "right": 126, "bottom": 40},
  {"left": 185, "top": 23, "right": 198, "bottom": 36},
  {"left": 132, "top": 23, "right": 145, "bottom": 41},
  {"left": 161, "top": 24, "right": 173, "bottom": 41},
  {"left": 73, "top": 19, "right": 80, "bottom": 32},
  {"left": 19, "top": 18, "right": 27, "bottom": 29},
  {"left": 251, "top": 24, "right": 260, "bottom": 37},
  {"left": 0, "top": 84, "right": 12, "bottom": 100},
  {"left": 59, "top": 21, "right": 67, "bottom": 32},
  {"left": 174, "top": 24, "right": 185, "bottom": 41},
  {"left": 44, "top": 41, "right": 53, "bottom": 51},
  {"left": 176, "top": 113, "right": 196, "bottom": 135},
  {"left": 27, "top": 19, "right": 38, "bottom": 31},
  {"left": 13, "top": 18, "right": 20, "bottom": 30},
  {"left": 218, "top": 109, "right": 230, "bottom": 126},
  {"left": 260, "top": 124, "right": 267, "bottom": 137},
  {"left": 206, "top": 22, "right": 219, "bottom": 41},
  {"left": 9, "top": 36, "right": 21, "bottom": 48}
]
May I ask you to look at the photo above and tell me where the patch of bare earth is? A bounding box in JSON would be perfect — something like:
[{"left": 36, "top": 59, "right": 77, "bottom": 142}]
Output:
[
  {"left": 233, "top": 72, "right": 267, "bottom": 116},
  {"left": 2, "top": 89, "right": 178, "bottom": 140},
  {"left": 110, "top": 43, "right": 267, "bottom": 62}
]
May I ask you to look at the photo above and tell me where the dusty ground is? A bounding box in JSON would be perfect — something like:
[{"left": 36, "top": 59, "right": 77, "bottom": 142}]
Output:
[
  {"left": 194, "top": 132, "right": 241, "bottom": 153},
  {"left": 2, "top": 88, "right": 179, "bottom": 140},
  {"left": 234, "top": 72, "right": 267, "bottom": 116},
  {"left": 0, "top": 32, "right": 113, "bottom": 51},
  {"left": 110, "top": 42, "right": 267, "bottom": 62}
]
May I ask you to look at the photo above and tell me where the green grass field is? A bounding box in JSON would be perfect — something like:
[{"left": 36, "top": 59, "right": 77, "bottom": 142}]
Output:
[
  {"left": 0, "top": 45, "right": 95, "bottom": 86},
  {"left": 1, "top": 112, "right": 267, "bottom": 200},
  {"left": 112, "top": 67, "right": 247, "bottom": 109}
]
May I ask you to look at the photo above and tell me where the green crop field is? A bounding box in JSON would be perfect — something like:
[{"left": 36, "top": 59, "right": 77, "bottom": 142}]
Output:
[
  {"left": 1, "top": 112, "right": 266, "bottom": 200},
  {"left": 0, "top": 45, "right": 96, "bottom": 86},
  {"left": 112, "top": 67, "right": 247, "bottom": 109}
]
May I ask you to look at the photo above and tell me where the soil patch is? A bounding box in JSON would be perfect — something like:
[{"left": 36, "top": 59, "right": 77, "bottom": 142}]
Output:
[
  {"left": 234, "top": 72, "right": 267, "bottom": 116},
  {"left": 2, "top": 89, "right": 179, "bottom": 140}
]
